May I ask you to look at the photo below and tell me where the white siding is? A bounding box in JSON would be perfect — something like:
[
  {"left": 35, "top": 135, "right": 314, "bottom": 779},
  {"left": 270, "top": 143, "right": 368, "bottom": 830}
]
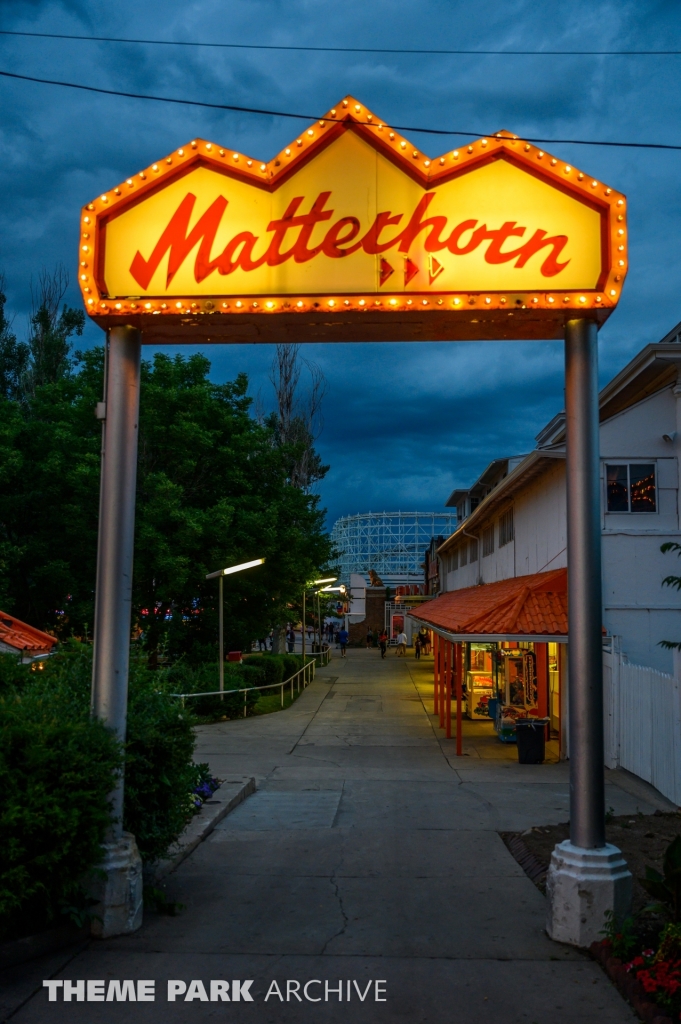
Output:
[{"left": 441, "top": 382, "right": 681, "bottom": 673}]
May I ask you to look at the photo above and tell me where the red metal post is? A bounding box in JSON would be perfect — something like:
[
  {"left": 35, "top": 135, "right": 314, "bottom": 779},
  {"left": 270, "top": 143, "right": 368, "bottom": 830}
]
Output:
[
  {"left": 456, "top": 642, "right": 463, "bottom": 756},
  {"left": 433, "top": 633, "right": 440, "bottom": 716},
  {"left": 536, "top": 642, "right": 550, "bottom": 740},
  {"left": 440, "top": 638, "right": 447, "bottom": 728},
  {"left": 445, "top": 640, "right": 452, "bottom": 738}
]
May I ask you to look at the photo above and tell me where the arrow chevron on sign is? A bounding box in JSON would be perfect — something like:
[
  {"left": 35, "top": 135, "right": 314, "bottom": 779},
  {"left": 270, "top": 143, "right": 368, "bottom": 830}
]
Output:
[
  {"left": 379, "top": 257, "right": 394, "bottom": 286},
  {"left": 404, "top": 257, "right": 419, "bottom": 286},
  {"left": 428, "top": 255, "right": 444, "bottom": 284}
]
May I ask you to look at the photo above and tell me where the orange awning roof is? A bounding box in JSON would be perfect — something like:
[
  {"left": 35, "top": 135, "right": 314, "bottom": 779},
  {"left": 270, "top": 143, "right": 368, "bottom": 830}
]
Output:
[
  {"left": 0, "top": 611, "right": 57, "bottom": 654},
  {"left": 410, "top": 568, "right": 568, "bottom": 639}
]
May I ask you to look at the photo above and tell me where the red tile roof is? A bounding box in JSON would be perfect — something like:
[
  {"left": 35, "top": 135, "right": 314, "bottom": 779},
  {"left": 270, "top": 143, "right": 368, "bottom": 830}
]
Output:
[
  {"left": 411, "top": 568, "right": 568, "bottom": 638},
  {"left": 0, "top": 611, "right": 57, "bottom": 654}
]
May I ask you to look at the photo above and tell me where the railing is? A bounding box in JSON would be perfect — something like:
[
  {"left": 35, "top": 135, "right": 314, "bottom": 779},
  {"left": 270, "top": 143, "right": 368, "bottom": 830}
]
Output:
[
  {"left": 310, "top": 644, "right": 332, "bottom": 667},
  {"left": 170, "top": 649, "right": 330, "bottom": 716}
]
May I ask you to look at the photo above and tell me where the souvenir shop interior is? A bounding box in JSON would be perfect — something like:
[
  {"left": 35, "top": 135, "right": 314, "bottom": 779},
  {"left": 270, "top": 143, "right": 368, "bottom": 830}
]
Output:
[{"left": 463, "top": 640, "right": 564, "bottom": 747}]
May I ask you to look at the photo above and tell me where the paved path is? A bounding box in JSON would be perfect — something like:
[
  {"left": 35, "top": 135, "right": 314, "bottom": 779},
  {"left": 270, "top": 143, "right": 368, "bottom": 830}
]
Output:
[{"left": 9, "top": 649, "right": 668, "bottom": 1023}]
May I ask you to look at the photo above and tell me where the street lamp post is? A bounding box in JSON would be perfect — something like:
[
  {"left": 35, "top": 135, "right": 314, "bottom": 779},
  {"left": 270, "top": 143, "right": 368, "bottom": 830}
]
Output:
[
  {"left": 206, "top": 558, "right": 265, "bottom": 694},
  {"left": 315, "top": 585, "right": 342, "bottom": 647},
  {"left": 303, "top": 578, "right": 336, "bottom": 658}
]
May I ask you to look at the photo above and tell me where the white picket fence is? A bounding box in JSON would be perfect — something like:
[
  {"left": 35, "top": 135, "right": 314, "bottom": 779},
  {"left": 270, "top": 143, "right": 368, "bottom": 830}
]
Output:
[{"left": 603, "top": 645, "right": 681, "bottom": 805}]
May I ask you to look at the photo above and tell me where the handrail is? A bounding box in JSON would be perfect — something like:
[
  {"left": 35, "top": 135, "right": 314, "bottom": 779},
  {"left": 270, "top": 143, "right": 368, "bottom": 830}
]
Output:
[{"left": 169, "top": 652, "right": 329, "bottom": 715}]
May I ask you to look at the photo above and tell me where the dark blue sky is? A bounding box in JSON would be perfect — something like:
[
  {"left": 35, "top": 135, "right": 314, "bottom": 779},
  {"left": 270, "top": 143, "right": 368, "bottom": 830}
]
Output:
[{"left": 1, "top": 0, "right": 680, "bottom": 529}]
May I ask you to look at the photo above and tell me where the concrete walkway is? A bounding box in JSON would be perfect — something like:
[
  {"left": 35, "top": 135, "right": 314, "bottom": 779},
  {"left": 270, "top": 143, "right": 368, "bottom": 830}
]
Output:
[{"left": 11, "top": 649, "right": 668, "bottom": 1023}]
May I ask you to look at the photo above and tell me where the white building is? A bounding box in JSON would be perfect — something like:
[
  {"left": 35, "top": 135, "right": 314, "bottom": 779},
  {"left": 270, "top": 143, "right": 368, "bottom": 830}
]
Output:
[{"left": 438, "top": 326, "right": 681, "bottom": 673}]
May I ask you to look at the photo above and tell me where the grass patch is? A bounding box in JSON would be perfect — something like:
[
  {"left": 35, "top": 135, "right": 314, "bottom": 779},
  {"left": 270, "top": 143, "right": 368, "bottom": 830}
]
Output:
[{"left": 252, "top": 683, "right": 305, "bottom": 715}]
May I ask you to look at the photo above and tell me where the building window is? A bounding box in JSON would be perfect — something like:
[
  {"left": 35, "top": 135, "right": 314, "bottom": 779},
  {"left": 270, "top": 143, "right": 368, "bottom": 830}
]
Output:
[
  {"left": 469, "top": 538, "right": 478, "bottom": 562},
  {"left": 459, "top": 543, "right": 468, "bottom": 567},
  {"left": 498, "top": 508, "right": 514, "bottom": 547},
  {"left": 451, "top": 549, "right": 458, "bottom": 571},
  {"left": 482, "top": 525, "right": 494, "bottom": 557},
  {"left": 606, "top": 464, "right": 656, "bottom": 513}
]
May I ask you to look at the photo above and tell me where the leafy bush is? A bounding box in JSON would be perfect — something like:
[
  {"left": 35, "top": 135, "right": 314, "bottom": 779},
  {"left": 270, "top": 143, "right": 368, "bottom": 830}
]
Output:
[
  {"left": 244, "top": 654, "right": 285, "bottom": 688},
  {"left": 166, "top": 659, "right": 264, "bottom": 720},
  {"left": 640, "top": 835, "right": 681, "bottom": 922},
  {"left": 123, "top": 664, "right": 196, "bottom": 863},
  {"left": 0, "top": 653, "right": 121, "bottom": 941},
  {"left": 280, "top": 653, "right": 304, "bottom": 679},
  {"left": 600, "top": 909, "right": 638, "bottom": 960},
  {"left": 0, "top": 644, "right": 200, "bottom": 939}
]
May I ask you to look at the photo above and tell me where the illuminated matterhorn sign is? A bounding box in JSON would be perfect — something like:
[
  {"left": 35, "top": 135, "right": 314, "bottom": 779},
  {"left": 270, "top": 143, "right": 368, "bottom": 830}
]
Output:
[{"left": 79, "top": 96, "right": 627, "bottom": 343}]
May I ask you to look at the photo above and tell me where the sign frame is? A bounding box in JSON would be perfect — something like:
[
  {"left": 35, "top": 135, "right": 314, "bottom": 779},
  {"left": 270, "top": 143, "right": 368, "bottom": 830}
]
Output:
[{"left": 79, "top": 96, "right": 627, "bottom": 342}]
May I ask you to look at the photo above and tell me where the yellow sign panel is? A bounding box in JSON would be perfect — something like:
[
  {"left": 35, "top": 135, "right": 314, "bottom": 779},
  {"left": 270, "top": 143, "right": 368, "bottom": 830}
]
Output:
[{"left": 80, "top": 97, "right": 627, "bottom": 343}]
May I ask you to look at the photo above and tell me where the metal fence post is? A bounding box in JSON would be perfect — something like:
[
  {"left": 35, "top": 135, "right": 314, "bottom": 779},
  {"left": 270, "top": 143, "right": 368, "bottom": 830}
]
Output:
[{"left": 546, "top": 318, "right": 632, "bottom": 946}]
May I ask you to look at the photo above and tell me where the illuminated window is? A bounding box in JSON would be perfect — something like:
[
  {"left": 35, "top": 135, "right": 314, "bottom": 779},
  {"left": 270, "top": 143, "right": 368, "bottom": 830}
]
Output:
[
  {"left": 499, "top": 508, "right": 514, "bottom": 547},
  {"left": 606, "top": 464, "right": 656, "bottom": 513}
]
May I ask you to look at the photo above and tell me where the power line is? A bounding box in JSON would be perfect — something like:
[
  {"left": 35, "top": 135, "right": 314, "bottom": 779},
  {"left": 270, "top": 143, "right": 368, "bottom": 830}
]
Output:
[
  {"left": 1, "top": 28, "right": 680, "bottom": 56},
  {"left": 1, "top": 67, "right": 680, "bottom": 151}
]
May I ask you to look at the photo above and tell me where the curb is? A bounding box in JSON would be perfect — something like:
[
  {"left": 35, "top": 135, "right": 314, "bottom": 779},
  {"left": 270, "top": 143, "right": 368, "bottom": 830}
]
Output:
[
  {"left": 590, "top": 940, "right": 674, "bottom": 1024},
  {"left": 500, "top": 832, "right": 548, "bottom": 888},
  {"left": 0, "top": 923, "right": 89, "bottom": 972},
  {"left": 146, "top": 776, "right": 256, "bottom": 882}
]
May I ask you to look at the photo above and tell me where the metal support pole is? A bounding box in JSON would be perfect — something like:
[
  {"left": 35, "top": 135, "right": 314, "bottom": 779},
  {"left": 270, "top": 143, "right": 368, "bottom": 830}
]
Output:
[
  {"left": 564, "top": 318, "right": 605, "bottom": 850},
  {"left": 89, "top": 325, "right": 144, "bottom": 938},
  {"left": 433, "top": 634, "right": 439, "bottom": 716},
  {"left": 546, "top": 318, "right": 631, "bottom": 947},
  {"left": 219, "top": 575, "right": 224, "bottom": 699},
  {"left": 456, "top": 643, "right": 462, "bottom": 757},
  {"left": 91, "top": 325, "right": 142, "bottom": 837},
  {"left": 440, "top": 641, "right": 447, "bottom": 729},
  {"left": 445, "top": 641, "right": 452, "bottom": 739}
]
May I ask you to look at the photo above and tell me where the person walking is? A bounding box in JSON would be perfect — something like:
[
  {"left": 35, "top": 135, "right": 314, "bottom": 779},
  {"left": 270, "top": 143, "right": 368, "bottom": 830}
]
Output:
[
  {"left": 287, "top": 627, "right": 296, "bottom": 654},
  {"left": 379, "top": 630, "right": 388, "bottom": 659},
  {"left": 414, "top": 635, "right": 422, "bottom": 660},
  {"left": 366, "top": 629, "right": 373, "bottom": 649},
  {"left": 396, "top": 630, "right": 407, "bottom": 657},
  {"left": 338, "top": 626, "right": 349, "bottom": 658},
  {"left": 418, "top": 626, "right": 430, "bottom": 655}
]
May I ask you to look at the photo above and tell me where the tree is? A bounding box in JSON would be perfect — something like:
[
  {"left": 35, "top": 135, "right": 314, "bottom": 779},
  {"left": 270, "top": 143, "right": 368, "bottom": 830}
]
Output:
[
  {"left": 0, "top": 304, "right": 333, "bottom": 659},
  {"left": 0, "top": 282, "right": 29, "bottom": 401},
  {"left": 24, "top": 266, "right": 84, "bottom": 395},
  {"left": 659, "top": 541, "right": 681, "bottom": 649},
  {"left": 268, "top": 343, "right": 329, "bottom": 491},
  {"left": 132, "top": 352, "right": 332, "bottom": 661}
]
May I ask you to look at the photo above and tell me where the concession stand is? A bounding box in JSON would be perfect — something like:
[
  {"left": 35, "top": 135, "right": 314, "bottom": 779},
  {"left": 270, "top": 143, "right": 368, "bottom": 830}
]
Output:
[{"left": 409, "top": 568, "right": 568, "bottom": 757}]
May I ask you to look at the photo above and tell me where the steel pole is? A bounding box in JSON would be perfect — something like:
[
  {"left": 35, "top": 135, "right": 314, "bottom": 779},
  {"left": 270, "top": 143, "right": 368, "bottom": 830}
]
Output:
[
  {"left": 565, "top": 318, "right": 605, "bottom": 850},
  {"left": 91, "top": 325, "right": 142, "bottom": 839},
  {"left": 219, "top": 574, "right": 224, "bottom": 697}
]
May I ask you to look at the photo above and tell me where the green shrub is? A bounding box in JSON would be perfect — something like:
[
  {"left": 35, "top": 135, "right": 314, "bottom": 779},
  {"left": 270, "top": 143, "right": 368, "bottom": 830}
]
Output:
[
  {"left": 0, "top": 653, "right": 121, "bottom": 941},
  {"left": 280, "top": 653, "right": 304, "bottom": 679},
  {"left": 166, "top": 659, "right": 264, "bottom": 720},
  {"left": 123, "top": 662, "right": 196, "bottom": 863},
  {"left": 0, "top": 645, "right": 201, "bottom": 941},
  {"left": 244, "top": 654, "right": 285, "bottom": 688},
  {"left": 0, "top": 652, "right": 33, "bottom": 692}
]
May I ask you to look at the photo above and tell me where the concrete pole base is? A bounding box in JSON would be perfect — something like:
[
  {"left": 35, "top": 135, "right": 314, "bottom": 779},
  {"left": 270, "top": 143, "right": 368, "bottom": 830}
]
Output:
[
  {"left": 89, "top": 832, "right": 143, "bottom": 938},
  {"left": 546, "top": 840, "right": 632, "bottom": 947}
]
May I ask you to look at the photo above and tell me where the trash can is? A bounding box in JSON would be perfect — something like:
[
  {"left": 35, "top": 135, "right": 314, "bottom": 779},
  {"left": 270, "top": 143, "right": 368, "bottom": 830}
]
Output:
[{"left": 515, "top": 718, "right": 550, "bottom": 764}]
